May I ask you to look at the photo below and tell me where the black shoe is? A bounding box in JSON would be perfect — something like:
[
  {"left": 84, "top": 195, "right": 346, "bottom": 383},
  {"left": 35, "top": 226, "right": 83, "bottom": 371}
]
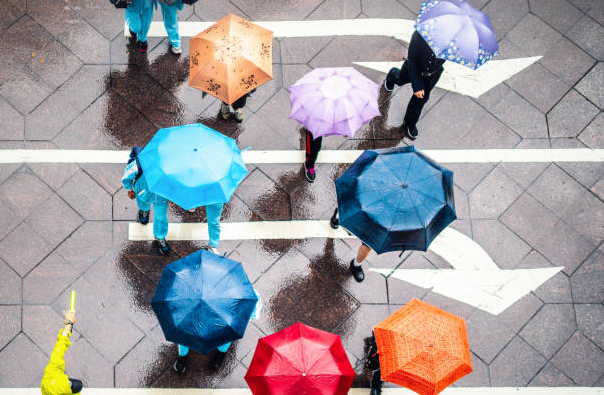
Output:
[
  {"left": 129, "top": 29, "right": 137, "bottom": 41},
  {"left": 330, "top": 208, "right": 339, "bottom": 229},
  {"left": 137, "top": 210, "right": 150, "bottom": 225},
  {"left": 173, "top": 356, "right": 186, "bottom": 374},
  {"left": 210, "top": 350, "right": 226, "bottom": 370},
  {"left": 349, "top": 259, "right": 365, "bottom": 282},
  {"left": 304, "top": 165, "right": 316, "bottom": 183},
  {"left": 137, "top": 40, "right": 148, "bottom": 53},
  {"left": 383, "top": 68, "right": 396, "bottom": 92},
  {"left": 157, "top": 239, "right": 170, "bottom": 256},
  {"left": 370, "top": 387, "right": 382, "bottom": 395},
  {"left": 406, "top": 123, "right": 419, "bottom": 140}
]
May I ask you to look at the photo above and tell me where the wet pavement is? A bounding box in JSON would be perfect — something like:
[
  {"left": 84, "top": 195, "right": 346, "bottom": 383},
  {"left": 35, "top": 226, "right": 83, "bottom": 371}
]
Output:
[{"left": 0, "top": 0, "right": 603, "bottom": 390}]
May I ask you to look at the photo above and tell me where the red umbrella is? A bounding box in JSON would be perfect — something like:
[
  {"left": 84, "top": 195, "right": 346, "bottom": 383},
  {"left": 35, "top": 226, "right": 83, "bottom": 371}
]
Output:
[{"left": 245, "top": 322, "right": 355, "bottom": 395}]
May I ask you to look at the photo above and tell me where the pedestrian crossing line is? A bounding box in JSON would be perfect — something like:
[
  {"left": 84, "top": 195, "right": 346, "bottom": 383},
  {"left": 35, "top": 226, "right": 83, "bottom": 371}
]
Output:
[
  {"left": 2, "top": 148, "right": 603, "bottom": 164},
  {"left": 2, "top": 387, "right": 603, "bottom": 395}
]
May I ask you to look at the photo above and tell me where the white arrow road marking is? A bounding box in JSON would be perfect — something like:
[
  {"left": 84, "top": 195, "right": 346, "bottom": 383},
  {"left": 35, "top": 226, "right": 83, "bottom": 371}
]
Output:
[
  {"left": 129, "top": 222, "right": 563, "bottom": 315},
  {"left": 372, "top": 228, "right": 563, "bottom": 315},
  {"left": 127, "top": 18, "right": 541, "bottom": 98},
  {"left": 2, "top": 149, "right": 603, "bottom": 164},
  {"left": 2, "top": 388, "right": 603, "bottom": 395},
  {"left": 355, "top": 57, "right": 542, "bottom": 98}
]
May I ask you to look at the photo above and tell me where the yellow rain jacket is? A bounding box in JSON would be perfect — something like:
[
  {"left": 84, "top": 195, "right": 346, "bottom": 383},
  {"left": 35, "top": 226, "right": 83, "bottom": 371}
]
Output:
[{"left": 40, "top": 330, "right": 79, "bottom": 395}]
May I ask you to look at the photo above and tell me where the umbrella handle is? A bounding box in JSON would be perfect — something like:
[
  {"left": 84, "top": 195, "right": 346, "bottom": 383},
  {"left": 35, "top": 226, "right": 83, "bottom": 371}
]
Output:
[{"left": 398, "top": 249, "right": 406, "bottom": 258}]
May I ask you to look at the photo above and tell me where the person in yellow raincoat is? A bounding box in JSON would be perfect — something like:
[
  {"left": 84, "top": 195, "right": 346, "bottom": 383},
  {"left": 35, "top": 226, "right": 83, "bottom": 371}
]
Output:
[{"left": 40, "top": 310, "right": 83, "bottom": 395}]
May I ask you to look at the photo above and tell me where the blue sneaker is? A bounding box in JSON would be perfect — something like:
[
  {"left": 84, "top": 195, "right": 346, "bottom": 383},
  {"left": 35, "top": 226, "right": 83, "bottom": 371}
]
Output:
[{"left": 137, "top": 210, "right": 149, "bottom": 225}]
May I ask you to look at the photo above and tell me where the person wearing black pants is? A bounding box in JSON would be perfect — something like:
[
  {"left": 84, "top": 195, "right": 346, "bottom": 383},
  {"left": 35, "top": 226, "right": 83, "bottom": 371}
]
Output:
[
  {"left": 221, "top": 89, "right": 256, "bottom": 122},
  {"left": 384, "top": 30, "right": 445, "bottom": 140},
  {"left": 304, "top": 129, "right": 322, "bottom": 183},
  {"left": 366, "top": 332, "right": 382, "bottom": 395}
]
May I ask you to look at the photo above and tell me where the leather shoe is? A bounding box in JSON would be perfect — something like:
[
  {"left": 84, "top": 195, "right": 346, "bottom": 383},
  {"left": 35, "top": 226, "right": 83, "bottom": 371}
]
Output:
[
  {"left": 402, "top": 123, "right": 418, "bottom": 140},
  {"left": 349, "top": 260, "right": 365, "bottom": 282},
  {"left": 330, "top": 208, "right": 339, "bottom": 229}
]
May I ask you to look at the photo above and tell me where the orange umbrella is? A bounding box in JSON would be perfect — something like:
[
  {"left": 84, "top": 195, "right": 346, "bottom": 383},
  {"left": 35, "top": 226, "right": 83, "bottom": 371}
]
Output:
[
  {"left": 373, "top": 298, "right": 472, "bottom": 395},
  {"left": 189, "top": 14, "right": 273, "bottom": 105}
]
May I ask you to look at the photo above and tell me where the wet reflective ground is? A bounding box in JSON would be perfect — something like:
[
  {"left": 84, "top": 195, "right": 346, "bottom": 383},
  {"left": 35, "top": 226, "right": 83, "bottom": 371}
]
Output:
[{"left": 1, "top": 0, "right": 603, "bottom": 389}]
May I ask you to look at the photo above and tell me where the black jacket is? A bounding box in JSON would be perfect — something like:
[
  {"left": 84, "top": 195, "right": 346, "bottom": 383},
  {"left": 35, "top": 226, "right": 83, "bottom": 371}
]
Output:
[{"left": 406, "top": 31, "right": 445, "bottom": 92}]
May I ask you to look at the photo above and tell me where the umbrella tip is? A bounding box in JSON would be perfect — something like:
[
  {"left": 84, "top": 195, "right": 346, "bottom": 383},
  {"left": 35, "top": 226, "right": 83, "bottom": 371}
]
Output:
[{"left": 402, "top": 183, "right": 408, "bottom": 188}]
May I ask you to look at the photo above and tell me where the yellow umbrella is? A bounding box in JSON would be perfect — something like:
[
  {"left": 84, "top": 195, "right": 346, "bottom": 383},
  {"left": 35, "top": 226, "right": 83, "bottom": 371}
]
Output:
[{"left": 189, "top": 14, "right": 273, "bottom": 105}]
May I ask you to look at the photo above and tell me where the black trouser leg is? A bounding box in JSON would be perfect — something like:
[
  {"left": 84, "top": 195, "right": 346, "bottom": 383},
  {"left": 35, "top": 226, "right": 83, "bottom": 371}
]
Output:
[
  {"left": 370, "top": 368, "right": 382, "bottom": 390},
  {"left": 231, "top": 94, "right": 248, "bottom": 110},
  {"left": 403, "top": 69, "right": 442, "bottom": 127},
  {"left": 305, "top": 129, "right": 322, "bottom": 168}
]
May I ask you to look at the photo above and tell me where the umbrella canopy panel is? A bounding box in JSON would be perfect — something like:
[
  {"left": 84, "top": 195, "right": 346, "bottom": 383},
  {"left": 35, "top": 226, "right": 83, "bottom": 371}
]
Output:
[
  {"left": 374, "top": 298, "right": 473, "bottom": 395},
  {"left": 151, "top": 249, "right": 258, "bottom": 354},
  {"left": 190, "top": 13, "right": 273, "bottom": 105},
  {"left": 245, "top": 322, "right": 355, "bottom": 395},
  {"left": 289, "top": 67, "right": 380, "bottom": 138},
  {"left": 416, "top": 0, "right": 498, "bottom": 69},
  {"left": 335, "top": 146, "right": 456, "bottom": 254},
  {"left": 138, "top": 123, "right": 248, "bottom": 210}
]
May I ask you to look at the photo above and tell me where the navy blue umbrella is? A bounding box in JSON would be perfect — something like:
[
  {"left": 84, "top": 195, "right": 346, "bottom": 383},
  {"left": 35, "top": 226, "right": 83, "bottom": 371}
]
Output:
[
  {"left": 335, "top": 146, "right": 456, "bottom": 254},
  {"left": 151, "top": 249, "right": 258, "bottom": 354}
]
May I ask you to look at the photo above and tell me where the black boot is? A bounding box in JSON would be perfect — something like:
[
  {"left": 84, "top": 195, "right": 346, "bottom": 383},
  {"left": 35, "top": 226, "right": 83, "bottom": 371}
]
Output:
[
  {"left": 137, "top": 210, "right": 150, "bottom": 225},
  {"left": 157, "top": 239, "right": 170, "bottom": 256},
  {"left": 173, "top": 356, "right": 186, "bottom": 374},
  {"left": 349, "top": 259, "right": 365, "bottom": 282},
  {"left": 330, "top": 208, "right": 339, "bottom": 229}
]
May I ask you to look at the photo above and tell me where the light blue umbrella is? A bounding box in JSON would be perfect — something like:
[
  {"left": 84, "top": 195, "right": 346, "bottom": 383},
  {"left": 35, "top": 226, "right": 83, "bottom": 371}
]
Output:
[{"left": 138, "top": 123, "right": 248, "bottom": 210}]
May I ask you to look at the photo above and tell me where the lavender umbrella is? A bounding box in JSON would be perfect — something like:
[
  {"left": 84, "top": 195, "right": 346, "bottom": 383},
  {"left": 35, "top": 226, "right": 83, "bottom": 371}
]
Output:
[
  {"left": 289, "top": 67, "right": 380, "bottom": 138},
  {"left": 416, "top": 0, "right": 498, "bottom": 69}
]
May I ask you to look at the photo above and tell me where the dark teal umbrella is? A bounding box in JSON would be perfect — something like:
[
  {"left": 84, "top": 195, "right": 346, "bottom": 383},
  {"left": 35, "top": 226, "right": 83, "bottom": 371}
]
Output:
[
  {"left": 151, "top": 249, "right": 257, "bottom": 354},
  {"left": 335, "top": 146, "right": 456, "bottom": 254}
]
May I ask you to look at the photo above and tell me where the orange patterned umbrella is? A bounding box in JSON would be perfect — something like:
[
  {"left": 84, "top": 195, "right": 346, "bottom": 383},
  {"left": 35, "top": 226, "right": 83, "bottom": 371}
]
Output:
[
  {"left": 373, "top": 298, "right": 472, "bottom": 395},
  {"left": 189, "top": 14, "right": 273, "bottom": 105}
]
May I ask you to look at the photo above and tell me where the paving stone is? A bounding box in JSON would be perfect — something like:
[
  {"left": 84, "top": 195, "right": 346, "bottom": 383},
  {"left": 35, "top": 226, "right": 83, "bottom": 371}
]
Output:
[
  {"left": 472, "top": 219, "right": 531, "bottom": 269},
  {"left": 520, "top": 304, "right": 577, "bottom": 358},
  {"left": 496, "top": 292, "right": 543, "bottom": 333},
  {"left": 567, "top": 0, "right": 604, "bottom": 22},
  {"left": 0, "top": 333, "right": 46, "bottom": 386},
  {"left": 23, "top": 251, "right": 80, "bottom": 304},
  {"left": 0, "top": 258, "right": 21, "bottom": 304},
  {"left": 576, "top": 62, "right": 604, "bottom": 109},
  {"left": 0, "top": 199, "right": 22, "bottom": 242},
  {"left": 57, "top": 15, "right": 111, "bottom": 64},
  {"left": 528, "top": 164, "right": 604, "bottom": 244},
  {"left": 22, "top": 305, "right": 78, "bottom": 356},
  {"left": 529, "top": 363, "right": 575, "bottom": 386},
  {"left": 466, "top": 309, "right": 516, "bottom": 363},
  {"left": 69, "top": 0, "right": 127, "bottom": 40},
  {"left": 548, "top": 89, "right": 600, "bottom": 138},
  {"left": 442, "top": 163, "right": 494, "bottom": 194},
  {"left": 228, "top": 0, "right": 324, "bottom": 20},
  {"left": 361, "top": 0, "right": 416, "bottom": 18},
  {"left": 477, "top": 84, "right": 548, "bottom": 138},
  {"left": 0, "top": 14, "right": 54, "bottom": 61},
  {"left": 482, "top": 0, "right": 529, "bottom": 40},
  {"left": 115, "top": 325, "right": 172, "bottom": 387},
  {"left": 64, "top": 336, "right": 114, "bottom": 387},
  {"left": 490, "top": 335, "right": 547, "bottom": 386},
  {"left": 575, "top": 304, "right": 604, "bottom": 349},
  {"left": 578, "top": 113, "right": 604, "bottom": 148},
  {"left": 54, "top": 275, "right": 145, "bottom": 364},
  {"left": 0, "top": 305, "right": 20, "bottom": 350},
  {"left": 56, "top": 221, "right": 113, "bottom": 273},
  {"left": 507, "top": 13, "right": 562, "bottom": 55},
  {"left": 310, "top": 35, "right": 404, "bottom": 70},
  {"left": 57, "top": 170, "right": 113, "bottom": 221},
  {"left": 0, "top": 221, "right": 53, "bottom": 277},
  {"left": 28, "top": 163, "right": 79, "bottom": 191},
  {"left": 452, "top": 352, "right": 490, "bottom": 387},
  {"left": 500, "top": 193, "right": 595, "bottom": 275},
  {"left": 540, "top": 38, "right": 596, "bottom": 86},
  {"left": 334, "top": 304, "right": 389, "bottom": 360},
  {"left": 532, "top": 270, "right": 572, "bottom": 303},
  {"left": 25, "top": 92, "right": 81, "bottom": 140},
  {"left": 194, "top": 1, "right": 252, "bottom": 20},
  {"left": 28, "top": 0, "right": 79, "bottom": 37},
  {"left": 0, "top": 0, "right": 23, "bottom": 34},
  {"left": 566, "top": 15, "right": 604, "bottom": 60},
  {"left": 570, "top": 247, "right": 604, "bottom": 302},
  {"left": 469, "top": 167, "right": 523, "bottom": 219},
  {"left": 306, "top": 0, "right": 362, "bottom": 19},
  {"left": 280, "top": 36, "right": 333, "bottom": 64},
  {"left": 506, "top": 62, "right": 570, "bottom": 113},
  {"left": 0, "top": 95, "right": 23, "bottom": 140},
  {"left": 552, "top": 331, "right": 604, "bottom": 385},
  {"left": 29, "top": 39, "right": 83, "bottom": 90},
  {"left": 528, "top": 0, "right": 583, "bottom": 34},
  {"left": 0, "top": 65, "right": 53, "bottom": 114},
  {"left": 234, "top": 169, "right": 292, "bottom": 221},
  {"left": 55, "top": 64, "right": 109, "bottom": 112}
]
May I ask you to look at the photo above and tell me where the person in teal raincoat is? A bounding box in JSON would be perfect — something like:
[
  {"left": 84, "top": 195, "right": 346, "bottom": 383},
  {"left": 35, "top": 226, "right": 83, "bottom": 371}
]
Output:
[
  {"left": 122, "top": 160, "right": 171, "bottom": 255},
  {"left": 125, "top": 0, "right": 183, "bottom": 55},
  {"left": 40, "top": 310, "right": 82, "bottom": 395}
]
